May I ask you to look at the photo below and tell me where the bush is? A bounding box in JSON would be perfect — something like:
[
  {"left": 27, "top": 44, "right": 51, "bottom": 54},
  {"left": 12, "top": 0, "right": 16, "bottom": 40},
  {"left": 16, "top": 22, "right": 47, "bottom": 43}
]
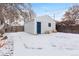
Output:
[{"left": 45, "top": 31, "right": 50, "bottom": 34}]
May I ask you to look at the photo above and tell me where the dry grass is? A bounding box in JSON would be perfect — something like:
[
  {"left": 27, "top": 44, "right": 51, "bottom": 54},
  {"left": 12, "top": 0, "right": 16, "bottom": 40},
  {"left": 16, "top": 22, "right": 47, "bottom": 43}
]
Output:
[{"left": 0, "top": 39, "right": 6, "bottom": 48}]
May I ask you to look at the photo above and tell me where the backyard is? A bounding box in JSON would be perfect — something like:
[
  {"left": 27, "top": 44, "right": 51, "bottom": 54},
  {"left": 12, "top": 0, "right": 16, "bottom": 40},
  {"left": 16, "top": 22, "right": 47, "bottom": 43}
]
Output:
[{"left": 0, "top": 32, "right": 79, "bottom": 56}]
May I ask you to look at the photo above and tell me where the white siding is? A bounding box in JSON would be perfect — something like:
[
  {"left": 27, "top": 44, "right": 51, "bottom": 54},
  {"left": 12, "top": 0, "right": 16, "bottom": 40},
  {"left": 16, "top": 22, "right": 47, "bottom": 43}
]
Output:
[
  {"left": 24, "top": 15, "right": 56, "bottom": 34},
  {"left": 24, "top": 21, "right": 35, "bottom": 34},
  {"left": 35, "top": 15, "right": 56, "bottom": 34}
]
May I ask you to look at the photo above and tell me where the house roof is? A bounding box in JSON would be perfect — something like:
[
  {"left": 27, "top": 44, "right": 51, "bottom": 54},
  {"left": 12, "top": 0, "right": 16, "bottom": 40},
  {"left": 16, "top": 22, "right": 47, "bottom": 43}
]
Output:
[{"left": 11, "top": 22, "right": 22, "bottom": 26}]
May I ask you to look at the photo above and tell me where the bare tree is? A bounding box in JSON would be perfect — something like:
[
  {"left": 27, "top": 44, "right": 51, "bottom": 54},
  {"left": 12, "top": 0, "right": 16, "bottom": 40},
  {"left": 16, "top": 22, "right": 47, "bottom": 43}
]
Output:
[
  {"left": 62, "top": 4, "right": 79, "bottom": 25},
  {"left": 0, "top": 3, "right": 35, "bottom": 24},
  {"left": 0, "top": 3, "right": 36, "bottom": 34}
]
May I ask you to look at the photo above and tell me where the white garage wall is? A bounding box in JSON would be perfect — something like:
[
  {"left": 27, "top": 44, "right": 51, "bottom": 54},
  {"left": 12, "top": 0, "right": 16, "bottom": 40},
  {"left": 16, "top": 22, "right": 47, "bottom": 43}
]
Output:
[
  {"left": 24, "top": 21, "right": 35, "bottom": 34},
  {"left": 24, "top": 15, "right": 56, "bottom": 34},
  {"left": 35, "top": 15, "right": 56, "bottom": 34}
]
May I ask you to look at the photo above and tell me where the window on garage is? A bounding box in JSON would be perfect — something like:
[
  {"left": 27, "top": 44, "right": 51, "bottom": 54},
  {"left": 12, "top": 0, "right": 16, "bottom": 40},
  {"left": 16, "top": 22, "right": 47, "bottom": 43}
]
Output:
[{"left": 48, "top": 23, "right": 51, "bottom": 27}]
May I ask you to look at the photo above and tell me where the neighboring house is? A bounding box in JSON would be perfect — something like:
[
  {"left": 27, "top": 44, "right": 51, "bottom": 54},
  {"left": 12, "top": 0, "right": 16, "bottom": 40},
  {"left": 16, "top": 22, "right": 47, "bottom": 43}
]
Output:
[
  {"left": 75, "top": 19, "right": 79, "bottom": 24},
  {"left": 24, "top": 15, "right": 56, "bottom": 34},
  {"left": 4, "top": 15, "right": 24, "bottom": 32},
  {"left": 11, "top": 22, "right": 24, "bottom": 32},
  {"left": 5, "top": 21, "right": 24, "bottom": 32}
]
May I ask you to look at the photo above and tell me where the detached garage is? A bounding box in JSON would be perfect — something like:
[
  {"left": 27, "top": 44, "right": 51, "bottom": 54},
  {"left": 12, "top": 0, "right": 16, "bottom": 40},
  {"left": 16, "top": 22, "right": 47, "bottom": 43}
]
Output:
[{"left": 24, "top": 15, "right": 56, "bottom": 34}]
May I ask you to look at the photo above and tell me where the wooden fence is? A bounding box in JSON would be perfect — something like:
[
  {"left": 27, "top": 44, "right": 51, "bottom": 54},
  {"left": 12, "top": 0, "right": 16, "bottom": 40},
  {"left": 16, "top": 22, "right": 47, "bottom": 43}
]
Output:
[
  {"left": 56, "top": 24, "right": 79, "bottom": 34},
  {"left": 5, "top": 26, "right": 24, "bottom": 32}
]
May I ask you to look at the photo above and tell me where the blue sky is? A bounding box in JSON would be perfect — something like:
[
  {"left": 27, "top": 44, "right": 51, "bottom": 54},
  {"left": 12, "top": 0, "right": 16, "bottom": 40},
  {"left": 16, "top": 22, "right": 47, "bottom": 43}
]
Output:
[{"left": 31, "top": 3, "right": 73, "bottom": 21}]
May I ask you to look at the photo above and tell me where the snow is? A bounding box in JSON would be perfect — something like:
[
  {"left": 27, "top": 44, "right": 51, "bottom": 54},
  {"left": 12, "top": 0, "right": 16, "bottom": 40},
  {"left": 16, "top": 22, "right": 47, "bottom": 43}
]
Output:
[
  {"left": 0, "top": 34, "right": 13, "bottom": 56},
  {"left": 1, "top": 32, "right": 79, "bottom": 56}
]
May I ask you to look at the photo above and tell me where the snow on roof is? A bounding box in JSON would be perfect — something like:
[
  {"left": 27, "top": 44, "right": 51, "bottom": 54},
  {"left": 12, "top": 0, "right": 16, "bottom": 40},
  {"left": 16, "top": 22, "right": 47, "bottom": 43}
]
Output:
[{"left": 11, "top": 22, "right": 23, "bottom": 26}]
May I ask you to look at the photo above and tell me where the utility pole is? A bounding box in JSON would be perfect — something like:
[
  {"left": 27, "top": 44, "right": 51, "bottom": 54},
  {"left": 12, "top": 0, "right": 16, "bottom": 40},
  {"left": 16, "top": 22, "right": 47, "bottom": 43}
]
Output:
[
  {"left": 49, "top": 10, "right": 55, "bottom": 20},
  {"left": 53, "top": 13, "right": 55, "bottom": 20}
]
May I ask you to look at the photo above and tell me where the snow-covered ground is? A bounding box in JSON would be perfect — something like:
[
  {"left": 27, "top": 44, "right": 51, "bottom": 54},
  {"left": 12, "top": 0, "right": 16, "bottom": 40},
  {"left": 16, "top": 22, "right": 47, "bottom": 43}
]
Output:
[
  {"left": 0, "top": 34, "right": 13, "bottom": 56},
  {"left": 1, "top": 32, "right": 79, "bottom": 56}
]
